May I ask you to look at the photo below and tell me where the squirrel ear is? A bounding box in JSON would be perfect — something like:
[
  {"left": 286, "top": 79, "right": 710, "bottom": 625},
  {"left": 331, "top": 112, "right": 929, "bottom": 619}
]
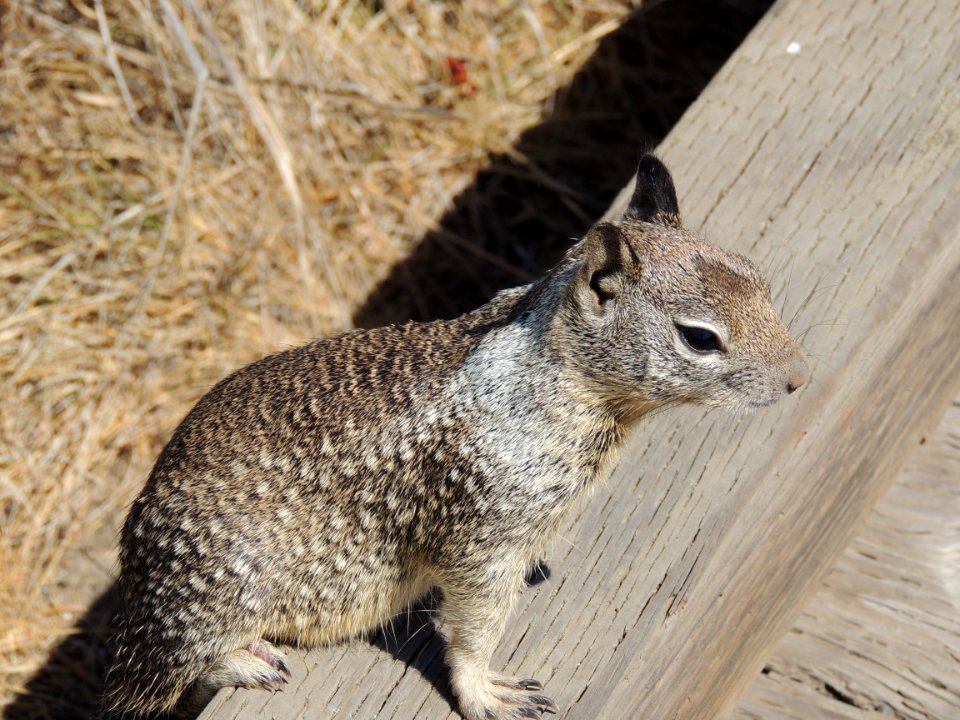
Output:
[
  {"left": 624, "top": 154, "right": 681, "bottom": 226},
  {"left": 576, "top": 223, "right": 639, "bottom": 314}
]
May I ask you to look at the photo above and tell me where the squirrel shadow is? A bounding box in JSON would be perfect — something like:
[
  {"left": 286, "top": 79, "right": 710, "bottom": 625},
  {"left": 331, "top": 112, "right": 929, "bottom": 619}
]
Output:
[
  {"left": 4, "top": 2, "right": 771, "bottom": 718},
  {"left": 3, "top": 584, "right": 120, "bottom": 720}
]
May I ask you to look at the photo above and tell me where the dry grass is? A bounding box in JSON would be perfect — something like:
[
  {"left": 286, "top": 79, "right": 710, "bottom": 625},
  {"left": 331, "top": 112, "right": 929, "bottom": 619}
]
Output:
[{"left": 0, "top": 0, "right": 639, "bottom": 708}]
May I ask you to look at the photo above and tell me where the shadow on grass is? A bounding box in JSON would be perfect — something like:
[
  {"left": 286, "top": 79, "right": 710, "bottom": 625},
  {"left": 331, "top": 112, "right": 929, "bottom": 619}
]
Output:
[
  {"left": 5, "top": 1, "right": 771, "bottom": 717},
  {"left": 355, "top": 0, "right": 774, "bottom": 327},
  {"left": 4, "top": 585, "right": 119, "bottom": 720}
]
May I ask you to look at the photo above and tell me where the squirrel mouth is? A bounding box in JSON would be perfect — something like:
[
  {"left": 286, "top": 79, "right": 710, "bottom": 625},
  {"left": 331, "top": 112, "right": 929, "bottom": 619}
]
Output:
[
  {"left": 735, "top": 397, "right": 777, "bottom": 416},
  {"left": 751, "top": 397, "right": 779, "bottom": 411}
]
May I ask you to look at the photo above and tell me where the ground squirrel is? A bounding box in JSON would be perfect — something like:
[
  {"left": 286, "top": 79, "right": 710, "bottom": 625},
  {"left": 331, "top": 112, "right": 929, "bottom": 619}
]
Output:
[{"left": 101, "top": 155, "right": 809, "bottom": 719}]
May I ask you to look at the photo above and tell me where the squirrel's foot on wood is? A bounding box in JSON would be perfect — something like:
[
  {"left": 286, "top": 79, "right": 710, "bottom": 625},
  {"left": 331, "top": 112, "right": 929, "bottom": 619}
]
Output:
[
  {"left": 181, "top": 641, "right": 292, "bottom": 716},
  {"left": 204, "top": 642, "right": 291, "bottom": 693},
  {"left": 245, "top": 640, "right": 291, "bottom": 679},
  {"left": 454, "top": 672, "right": 557, "bottom": 720}
]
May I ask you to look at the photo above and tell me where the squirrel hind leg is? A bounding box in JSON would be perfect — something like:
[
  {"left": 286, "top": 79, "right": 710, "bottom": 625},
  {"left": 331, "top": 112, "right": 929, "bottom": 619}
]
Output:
[
  {"left": 177, "top": 641, "right": 290, "bottom": 716},
  {"left": 244, "top": 639, "right": 291, "bottom": 677}
]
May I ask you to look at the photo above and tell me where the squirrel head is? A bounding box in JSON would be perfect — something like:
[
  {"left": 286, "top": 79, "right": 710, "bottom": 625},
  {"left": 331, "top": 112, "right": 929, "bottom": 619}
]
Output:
[{"left": 556, "top": 155, "right": 809, "bottom": 418}]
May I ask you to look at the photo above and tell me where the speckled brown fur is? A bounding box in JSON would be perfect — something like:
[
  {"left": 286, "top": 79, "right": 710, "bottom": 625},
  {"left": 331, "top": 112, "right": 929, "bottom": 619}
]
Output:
[{"left": 101, "top": 156, "right": 808, "bottom": 720}]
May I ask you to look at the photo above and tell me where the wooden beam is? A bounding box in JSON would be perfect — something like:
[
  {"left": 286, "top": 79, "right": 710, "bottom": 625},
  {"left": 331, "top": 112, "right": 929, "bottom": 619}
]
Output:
[
  {"left": 204, "top": 0, "right": 960, "bottom": 717},
  {"left": 735, "top": 396, "right": 960, "bottom": 720}
]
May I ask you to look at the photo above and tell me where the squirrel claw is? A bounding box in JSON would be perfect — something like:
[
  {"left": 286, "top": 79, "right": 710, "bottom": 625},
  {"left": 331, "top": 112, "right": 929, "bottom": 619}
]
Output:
[
  {"left": 472, "top": 676, "right": 558, "bottom": 720},
  {"left": 528, "top": 695, "right": 557, "bottom": 713},
  {"left": 244, "top": 663, "right": 288, "bottom": 692},
  {"left": 245, "top": 640, "right": 290, "bottom": 676},
  {"left": 491, "top": 676, "right": 544, "bottom": 692}
]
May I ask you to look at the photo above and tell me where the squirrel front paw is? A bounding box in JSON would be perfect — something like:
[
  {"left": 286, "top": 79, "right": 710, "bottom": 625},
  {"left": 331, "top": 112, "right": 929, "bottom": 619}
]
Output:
[{"left": 453, "top": 672, "right": 557, "bottom": 720}]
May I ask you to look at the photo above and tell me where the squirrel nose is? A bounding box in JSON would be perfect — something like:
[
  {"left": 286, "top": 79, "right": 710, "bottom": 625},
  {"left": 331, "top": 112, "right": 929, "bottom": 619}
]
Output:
[{"left": 785, "top": 354, "right": 810, "bottom": 394}]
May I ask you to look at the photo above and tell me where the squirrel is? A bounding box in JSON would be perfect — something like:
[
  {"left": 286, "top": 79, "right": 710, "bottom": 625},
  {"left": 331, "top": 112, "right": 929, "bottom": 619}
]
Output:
[{"left": 101, "top": 155, "right": 809, "bottom": 720}]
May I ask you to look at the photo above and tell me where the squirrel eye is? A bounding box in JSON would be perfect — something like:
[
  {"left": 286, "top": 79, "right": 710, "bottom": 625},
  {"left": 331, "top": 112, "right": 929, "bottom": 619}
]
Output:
[{"left": 677, "top": 324, "right": 723, "bottom": 354}]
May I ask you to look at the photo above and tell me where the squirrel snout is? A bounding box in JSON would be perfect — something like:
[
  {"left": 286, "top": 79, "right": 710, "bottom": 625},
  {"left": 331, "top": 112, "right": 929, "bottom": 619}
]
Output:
[{"left": 785, "top": 354, "right": 810, "bottom": 395}]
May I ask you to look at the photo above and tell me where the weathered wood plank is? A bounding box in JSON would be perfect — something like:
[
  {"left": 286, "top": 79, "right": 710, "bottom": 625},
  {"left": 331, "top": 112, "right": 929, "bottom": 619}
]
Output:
[
  {"left": 204, "top": 0, "right": 960, "bottom": 717},
  {"left": 735, "top": 397, "right": 960, "bottom": 720}
]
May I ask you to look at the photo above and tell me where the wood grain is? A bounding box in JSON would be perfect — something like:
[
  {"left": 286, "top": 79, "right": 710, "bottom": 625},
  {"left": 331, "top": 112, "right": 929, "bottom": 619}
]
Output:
[
  {"left": 735, "top": 397, "right": 960, "bottom": 720},
  {"left": 204, "top": 0, "right": 960, "bottom": 717}
]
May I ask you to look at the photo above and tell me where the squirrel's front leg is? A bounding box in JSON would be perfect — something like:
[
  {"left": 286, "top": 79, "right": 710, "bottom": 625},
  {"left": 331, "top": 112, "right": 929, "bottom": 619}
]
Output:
[{"left": 440, "top": 563, "right": 557, "bottom": 720}]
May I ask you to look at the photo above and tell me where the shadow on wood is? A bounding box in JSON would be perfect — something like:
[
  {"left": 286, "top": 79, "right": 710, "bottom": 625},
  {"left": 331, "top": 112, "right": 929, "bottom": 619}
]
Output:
[{"left": 353, "top": 0, "right": 774, "bottom": 328}]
